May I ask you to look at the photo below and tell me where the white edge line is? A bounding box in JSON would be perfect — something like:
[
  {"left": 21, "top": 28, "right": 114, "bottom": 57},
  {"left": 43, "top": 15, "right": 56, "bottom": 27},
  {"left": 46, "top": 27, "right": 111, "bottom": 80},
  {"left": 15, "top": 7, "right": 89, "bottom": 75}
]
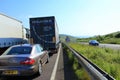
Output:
[{"left": 50, "top": 44, "right": 61, "bottom": 80}]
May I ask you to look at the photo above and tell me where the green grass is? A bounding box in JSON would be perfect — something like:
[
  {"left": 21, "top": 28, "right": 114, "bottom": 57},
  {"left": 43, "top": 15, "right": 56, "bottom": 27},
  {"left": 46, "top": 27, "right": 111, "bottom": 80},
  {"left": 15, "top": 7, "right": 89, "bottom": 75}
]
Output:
[
  {"left": 68, "top": 42, "right": 120, "bottom": 80},
  {"left": 77, "top": 31, "right": 120, "bottom": 44},
  {"left": 102, "top": 38, "right": 120, "bottom": 44},
  {"left": 60, "top": 34, "right": 77, "bottom": 42},
  {"left": 63, "top": 44, "right": 91, "bottom": 80}
]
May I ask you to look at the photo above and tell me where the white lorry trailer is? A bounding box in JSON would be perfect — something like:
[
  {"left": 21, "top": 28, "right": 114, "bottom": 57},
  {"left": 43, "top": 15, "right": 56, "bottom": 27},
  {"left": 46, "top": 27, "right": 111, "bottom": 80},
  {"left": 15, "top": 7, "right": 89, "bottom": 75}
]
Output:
[{"left": 0, "top": 13, "right": 28, "bottom": 51}]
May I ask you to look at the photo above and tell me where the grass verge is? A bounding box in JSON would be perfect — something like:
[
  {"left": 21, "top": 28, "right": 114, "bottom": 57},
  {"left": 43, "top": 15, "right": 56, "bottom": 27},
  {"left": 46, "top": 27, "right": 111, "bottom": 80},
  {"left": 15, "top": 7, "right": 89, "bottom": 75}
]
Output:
[
  {"left": 68, "top": 42, "right": 120, "bottom": 80},
  {"left": 63, "top": 44, "right": 91, "bottom": 80}
]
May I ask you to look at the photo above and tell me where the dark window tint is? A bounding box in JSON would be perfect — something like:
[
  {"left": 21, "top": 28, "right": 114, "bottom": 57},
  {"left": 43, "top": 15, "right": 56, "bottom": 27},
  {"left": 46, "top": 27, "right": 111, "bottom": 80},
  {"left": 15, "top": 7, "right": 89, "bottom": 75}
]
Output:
[{"left": 7, "top": 46, "right": 32, "bottom": 55}]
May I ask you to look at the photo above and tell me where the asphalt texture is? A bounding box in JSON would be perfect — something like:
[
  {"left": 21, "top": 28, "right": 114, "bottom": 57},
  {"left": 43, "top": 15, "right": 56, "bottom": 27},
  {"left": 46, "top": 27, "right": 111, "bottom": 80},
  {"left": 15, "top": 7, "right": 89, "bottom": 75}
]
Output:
[
  {"left": 0, "top": 45, "right": 77, "bottom": 80},
  {"left": 0, "top": 53, "right": 57, "bottom": 80},
  {"left": 55, "top": 46, "right": 77, "bottom": 80}
]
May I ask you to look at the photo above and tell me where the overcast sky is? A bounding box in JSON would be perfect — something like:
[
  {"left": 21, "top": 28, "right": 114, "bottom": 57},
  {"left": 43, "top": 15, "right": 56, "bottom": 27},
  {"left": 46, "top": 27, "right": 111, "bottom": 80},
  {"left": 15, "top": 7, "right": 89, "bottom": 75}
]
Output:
[{"left": 0, "top": 0, "right": 120, "bottom": 37}]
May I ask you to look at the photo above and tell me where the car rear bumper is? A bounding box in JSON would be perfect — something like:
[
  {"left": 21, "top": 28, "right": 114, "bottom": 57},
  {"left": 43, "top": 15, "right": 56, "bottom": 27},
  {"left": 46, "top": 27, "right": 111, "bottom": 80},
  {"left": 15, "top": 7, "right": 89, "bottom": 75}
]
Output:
[{"left": 0, "top": 65, "right": 38, "bottom": 76}]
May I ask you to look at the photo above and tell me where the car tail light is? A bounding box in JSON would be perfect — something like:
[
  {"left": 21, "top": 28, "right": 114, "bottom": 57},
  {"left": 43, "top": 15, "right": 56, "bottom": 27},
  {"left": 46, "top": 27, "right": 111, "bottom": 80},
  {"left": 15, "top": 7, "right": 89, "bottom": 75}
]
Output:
[{"left": 20, "top": 58, "right": 35, "bottom": 65}]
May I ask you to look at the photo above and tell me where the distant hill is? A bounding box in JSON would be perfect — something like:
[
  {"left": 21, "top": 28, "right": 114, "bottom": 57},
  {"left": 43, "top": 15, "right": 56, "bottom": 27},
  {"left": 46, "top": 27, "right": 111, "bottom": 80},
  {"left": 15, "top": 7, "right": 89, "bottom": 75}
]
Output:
[
  {"left": 59, "top": 34, "right": 77, "bottom": 42},
  {"left": 77, "top": 31, "right": 120, "bottom": 44}
]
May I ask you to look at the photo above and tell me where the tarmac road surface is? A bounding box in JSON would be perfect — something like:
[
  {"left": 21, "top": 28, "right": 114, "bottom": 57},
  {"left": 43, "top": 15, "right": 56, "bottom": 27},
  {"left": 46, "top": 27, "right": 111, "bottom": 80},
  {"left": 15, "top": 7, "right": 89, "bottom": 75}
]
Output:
[
  {"left": 80, "top": 42, "right": 120, "bottom": 50},
  {"left": 0, "top": 45, "right": 62, "bottom": 80},
  {"left": 99, "top": 43, "right": 120, "bottom": 50},
  {"left": 0, "top": 53, "right": 58, "bottom": 80}
]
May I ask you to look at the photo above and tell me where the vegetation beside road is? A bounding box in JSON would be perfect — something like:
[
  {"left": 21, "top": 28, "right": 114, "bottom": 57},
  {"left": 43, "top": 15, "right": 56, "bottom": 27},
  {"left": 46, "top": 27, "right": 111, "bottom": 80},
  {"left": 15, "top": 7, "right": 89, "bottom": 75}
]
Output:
[
  {"left": 60, "top": 34, "right": 77, "bottom": 42},
  {"left": 77, "top": 31, "right": 120, "bottom": 44},
  {"left": 60, "top": 32, "right": 120, "bottom": 79},
  {"left": 63, "top": 44, "right": 91, "bottom": 80},
  {"left": 68, "top": 42, "right": 120, "bottom": 80}
]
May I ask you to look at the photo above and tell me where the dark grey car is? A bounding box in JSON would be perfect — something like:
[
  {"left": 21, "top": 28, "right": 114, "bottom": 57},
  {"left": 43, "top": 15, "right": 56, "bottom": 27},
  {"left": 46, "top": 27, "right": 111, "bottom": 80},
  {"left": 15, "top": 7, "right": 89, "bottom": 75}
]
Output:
[{"left": 0, "top": 44, "right": 49, "bottom": 76}]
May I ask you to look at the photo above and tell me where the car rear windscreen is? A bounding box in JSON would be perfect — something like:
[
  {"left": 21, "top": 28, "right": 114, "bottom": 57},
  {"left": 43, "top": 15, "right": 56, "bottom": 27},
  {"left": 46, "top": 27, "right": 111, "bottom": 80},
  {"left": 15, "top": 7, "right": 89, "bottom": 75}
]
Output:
[{"left": 7, "top": 47, "right": 32, "bottom": 55}]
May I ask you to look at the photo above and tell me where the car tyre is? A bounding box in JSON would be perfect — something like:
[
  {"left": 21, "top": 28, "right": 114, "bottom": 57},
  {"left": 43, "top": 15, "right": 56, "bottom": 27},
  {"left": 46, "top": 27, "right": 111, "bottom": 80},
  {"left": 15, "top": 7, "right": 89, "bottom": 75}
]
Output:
[
  {"left": 38, "top": 62, "right": 42, "bottom": 75},
  {"left": 46, "top": 55, "right": 49, "bottom": 63}
]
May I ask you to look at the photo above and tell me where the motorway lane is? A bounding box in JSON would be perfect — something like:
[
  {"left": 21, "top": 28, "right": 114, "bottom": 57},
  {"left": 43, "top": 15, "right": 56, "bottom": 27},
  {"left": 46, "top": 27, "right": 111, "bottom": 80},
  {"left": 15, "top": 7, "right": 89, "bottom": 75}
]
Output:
[
  {"left": 80, "top": 42, "right": 120, "bottom": 50},
  {"left": 0, "top": 44, "right": 63, "bottom": 80},
  {"left": 0, "top": 53, "right": 58, "bottom": 80},
  {"left": 55, "top": 45, "right": 64, "bottom": 80},
  {"left": 33, "top": 53, "right": 58, "bottom": 80},
  {"left": 99, "top": 44, "right": 120, "bottom": 50}
]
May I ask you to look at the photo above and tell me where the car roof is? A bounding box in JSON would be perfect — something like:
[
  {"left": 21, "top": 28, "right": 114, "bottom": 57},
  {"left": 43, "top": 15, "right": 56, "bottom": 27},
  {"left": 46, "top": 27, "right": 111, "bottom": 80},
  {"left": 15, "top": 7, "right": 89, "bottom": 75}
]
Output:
[{"left": 11, "top": 44, "right": 37, "bottom": 48}]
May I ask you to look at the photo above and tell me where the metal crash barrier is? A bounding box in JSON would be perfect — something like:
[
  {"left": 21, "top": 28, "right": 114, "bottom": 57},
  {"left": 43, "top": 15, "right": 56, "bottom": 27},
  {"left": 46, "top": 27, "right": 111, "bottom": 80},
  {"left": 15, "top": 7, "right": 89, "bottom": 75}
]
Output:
[{"left": 63, "top": 43, "right": 115, "bottom": 80}]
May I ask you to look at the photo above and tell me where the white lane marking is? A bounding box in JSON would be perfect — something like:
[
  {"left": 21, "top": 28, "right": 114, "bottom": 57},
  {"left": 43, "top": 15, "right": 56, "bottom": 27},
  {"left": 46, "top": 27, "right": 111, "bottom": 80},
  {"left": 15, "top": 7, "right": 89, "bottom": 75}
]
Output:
[{"left": 50, "top": 44, "right": 61, "bottom": 80}]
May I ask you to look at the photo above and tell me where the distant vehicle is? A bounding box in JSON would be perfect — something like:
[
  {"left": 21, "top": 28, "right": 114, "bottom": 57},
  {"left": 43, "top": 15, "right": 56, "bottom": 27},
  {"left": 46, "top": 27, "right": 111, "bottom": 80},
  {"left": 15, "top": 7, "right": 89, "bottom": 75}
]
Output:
[
  {"left": 65, "top": 36, "right": 70, "bottom": 42},
  {"left": 0, "top": 44, "right": 49, "bottom": 77},
  {"left": 30, "top": 16, "right": 60, "bottom": 53},
  {"left": 0, "top": 13, "right": 29, "bottom": 54},
  {"left": 89, "top": 40, "right": 99, "bottom": 46}
]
